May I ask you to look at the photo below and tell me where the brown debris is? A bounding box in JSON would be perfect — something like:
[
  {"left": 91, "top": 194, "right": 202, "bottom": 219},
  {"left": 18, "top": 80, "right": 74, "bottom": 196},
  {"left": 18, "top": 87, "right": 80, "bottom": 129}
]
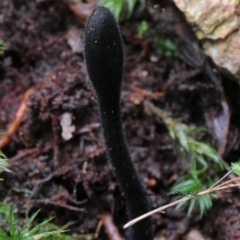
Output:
[
  {"left": 101, "top": 213, "right": 124, "bottom": 240},
  {"left": 64, "top": 0, "right": 96, "bottom": 25}
]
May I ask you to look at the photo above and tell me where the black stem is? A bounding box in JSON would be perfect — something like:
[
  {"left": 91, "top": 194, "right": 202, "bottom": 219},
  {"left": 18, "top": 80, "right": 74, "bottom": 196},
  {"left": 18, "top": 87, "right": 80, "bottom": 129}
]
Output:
[{"left": 84, "top": 7, "right": 152, "bottom": 240}]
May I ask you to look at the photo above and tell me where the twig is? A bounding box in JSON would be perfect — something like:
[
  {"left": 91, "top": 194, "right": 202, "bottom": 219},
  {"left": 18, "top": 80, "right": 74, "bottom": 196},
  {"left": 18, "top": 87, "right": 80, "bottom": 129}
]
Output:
[
  {"left": 9, "top": 144, "right": 52, "bottom": 164},
  {"left": 0, "top": 88, "right": 35, "bottom": 149},
  {"left": 101, "top": 213, "right": 124, "bottom": 240},
  {"left": 27, "top": 199, "right": 85, "bottom": 212},
  {"left": 9, "top": 148, "right": 40, "bottom": 163},
  {"left": 64, "top": 0, "right": 96, "bottom": 25},
  {"left": 95, "top": 218, "right": 103, "bottom": 239},
  {"left": 77, "top": 123, "right": 100, "bottom": 134},
  {"left": 68, "top": 195, "right": 88, "bottom": 205},
  {"left": 51, "top": 114, "right": 60, "bottom": 168}
]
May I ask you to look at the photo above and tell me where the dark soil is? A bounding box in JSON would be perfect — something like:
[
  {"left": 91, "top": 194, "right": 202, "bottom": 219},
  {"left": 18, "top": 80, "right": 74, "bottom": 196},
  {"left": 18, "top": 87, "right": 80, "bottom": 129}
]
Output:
[{"left": 0, "top": 1, "right": 240, "bottom": 240}]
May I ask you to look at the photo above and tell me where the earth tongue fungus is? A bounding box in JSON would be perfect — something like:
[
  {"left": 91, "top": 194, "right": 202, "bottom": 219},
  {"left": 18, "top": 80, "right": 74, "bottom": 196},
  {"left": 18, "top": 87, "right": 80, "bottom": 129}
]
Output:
[{"left": 84, "top": 6, "right": 153, "bottom": 240}]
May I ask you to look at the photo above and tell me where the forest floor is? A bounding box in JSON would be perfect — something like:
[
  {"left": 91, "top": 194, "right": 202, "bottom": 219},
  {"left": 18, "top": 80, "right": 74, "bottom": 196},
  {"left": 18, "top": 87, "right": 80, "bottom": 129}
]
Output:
[{"left": 0, "top": 1, "right": 240, "bottom": 240}]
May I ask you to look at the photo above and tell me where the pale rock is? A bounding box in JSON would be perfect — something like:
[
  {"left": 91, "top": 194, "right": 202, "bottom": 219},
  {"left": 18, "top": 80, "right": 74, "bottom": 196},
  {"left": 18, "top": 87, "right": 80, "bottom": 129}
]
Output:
[
  {"left": 60, "top": 112, "right": 76, "bottom": 141},
  {"left": 173, "top": 0, "right": 240, "bottom": 82},
  {"left": 185, "top": 229, "right": 206, "bottom": 240}
]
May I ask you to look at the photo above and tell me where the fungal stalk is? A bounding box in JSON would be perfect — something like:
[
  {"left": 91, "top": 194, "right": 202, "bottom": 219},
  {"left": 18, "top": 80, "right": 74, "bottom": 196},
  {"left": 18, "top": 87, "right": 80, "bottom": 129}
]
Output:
[{"left": 84, "top": 7, "right": 152, "bottom": 240}]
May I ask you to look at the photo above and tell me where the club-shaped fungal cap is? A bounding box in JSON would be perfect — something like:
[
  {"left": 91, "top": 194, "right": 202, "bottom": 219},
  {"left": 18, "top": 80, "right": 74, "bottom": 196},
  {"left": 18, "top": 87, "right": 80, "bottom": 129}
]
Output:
[{"left": 84, "top": 7, "right": 124, "bottom": 102}]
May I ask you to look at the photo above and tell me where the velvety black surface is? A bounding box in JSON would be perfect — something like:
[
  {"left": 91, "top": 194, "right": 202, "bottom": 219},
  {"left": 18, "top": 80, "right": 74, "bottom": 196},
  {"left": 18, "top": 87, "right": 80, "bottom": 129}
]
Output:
[{"left": 84, "top": 6, "right": 153, "bottom": 240}]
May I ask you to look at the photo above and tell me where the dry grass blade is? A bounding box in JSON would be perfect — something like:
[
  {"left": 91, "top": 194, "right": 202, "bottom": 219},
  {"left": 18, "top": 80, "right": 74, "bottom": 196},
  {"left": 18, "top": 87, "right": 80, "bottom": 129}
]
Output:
[{"left": 124, "top": 174, "right": 240, "bottom": 229}]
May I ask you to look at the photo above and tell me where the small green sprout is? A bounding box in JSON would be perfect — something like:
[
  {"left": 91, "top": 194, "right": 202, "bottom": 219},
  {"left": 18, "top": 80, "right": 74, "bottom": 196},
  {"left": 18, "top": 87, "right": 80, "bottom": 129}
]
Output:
[
  {"left": 172, "top": 175, "right": 213, "bottom": 217},
  {"left": 137, "top": 20, "right": 149, "bottom": 38},
  {"left": 0, "top": 40, "right": 4, "bottom": 56},
  {"left": 0, "top": 201, "right": 67, "bottom": 240},
  {"left": 147, "top": 101, "right": 228, "bottom": 217},
  {"left": 99, "top": 0, "right": 145, "bottom": 20},
  {"left": 99, "top": 0, "right": 124, "bottom": 20},
  {"left": 0, "top": 151, "right": 11, "bottom": 180},
  {"left": 126, "top": 0, "right": 137, "bottom": 18},
  {"left": 0, "top": 40, "right": 4, "bottom": 65},
  {"left": 231, "top": 161, "right": 240, "bottom": 175},
  {"left": 155, "top": 38, "right": 178, "bottom": 56},
  {"left": 41, "top": 222, "right": 94, "bottom": 240}
]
